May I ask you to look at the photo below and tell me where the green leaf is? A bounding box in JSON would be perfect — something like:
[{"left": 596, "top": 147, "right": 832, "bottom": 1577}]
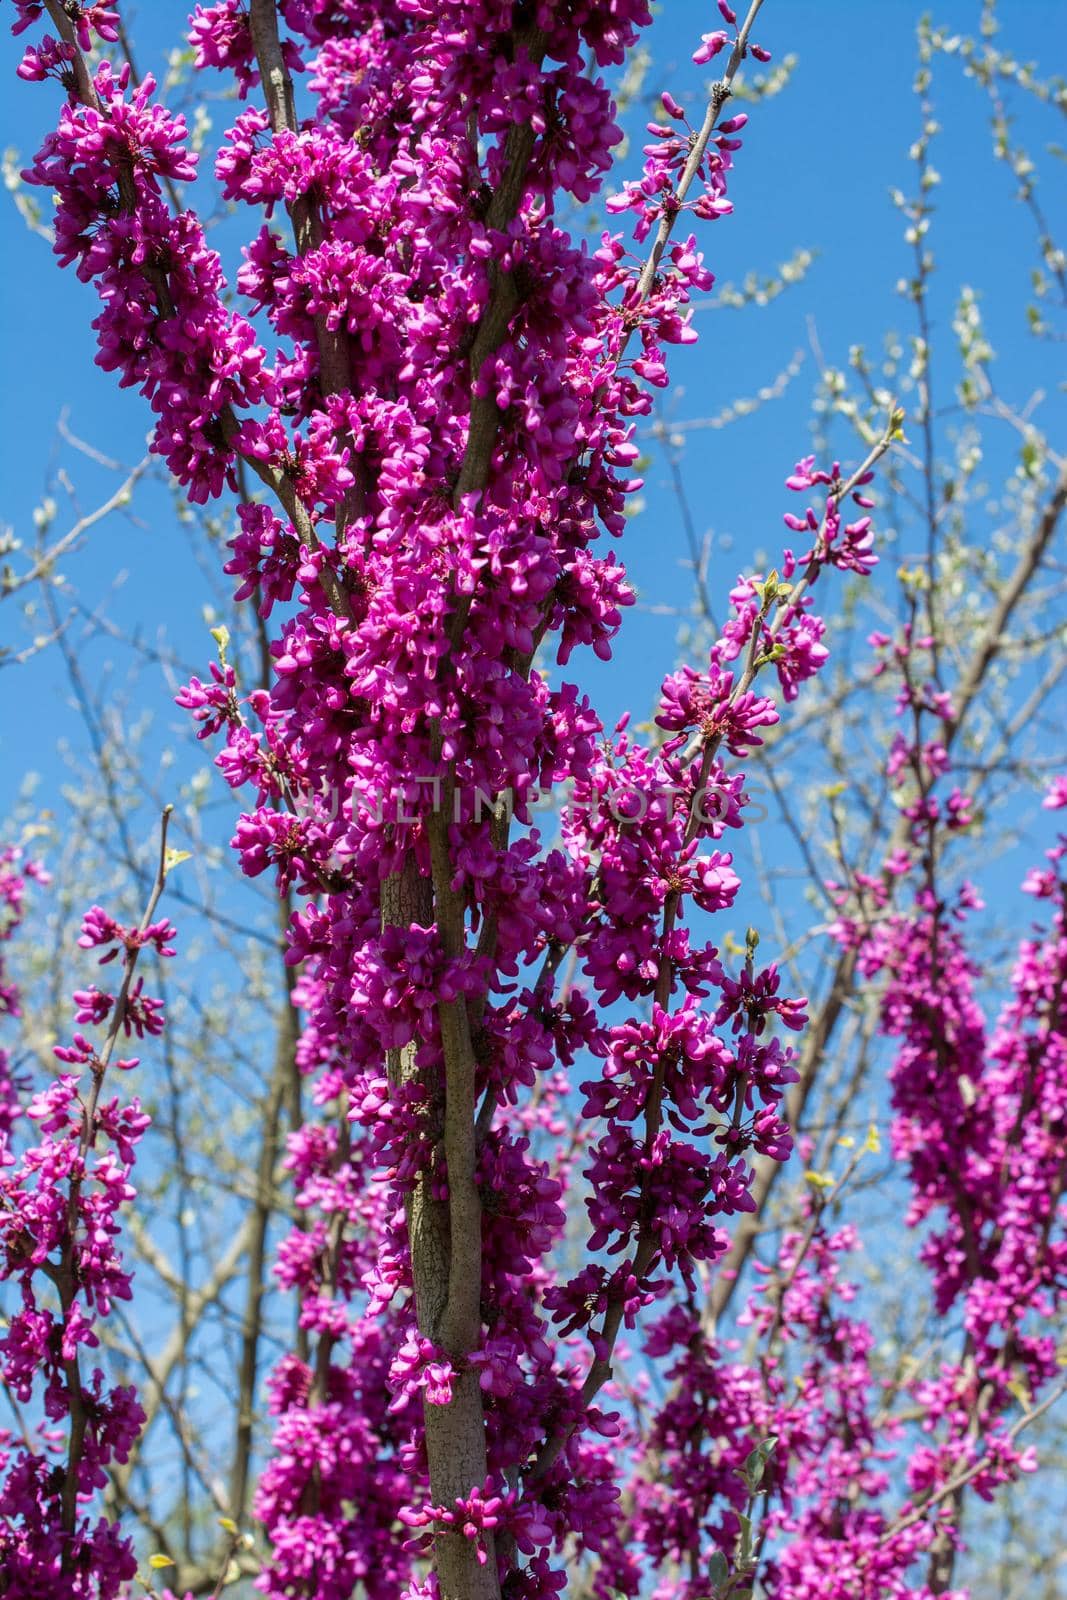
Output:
[
  {"left": 708, "top": 1550, "right": 730, "bottom": 1591},
  {"left": 743, "top": 1433, "right": 779, "bottom": 1491}
]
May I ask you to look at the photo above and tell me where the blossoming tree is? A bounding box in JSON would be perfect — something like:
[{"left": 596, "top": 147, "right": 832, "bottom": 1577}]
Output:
[{"left": 2, "top": 3, "right": 1065, "bottom": 1600}]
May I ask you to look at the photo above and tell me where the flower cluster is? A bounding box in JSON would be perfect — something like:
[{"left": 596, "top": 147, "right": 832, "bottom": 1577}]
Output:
[
  {"left": 0, "top": 886, "right": 173, "bottom": 1593},
  {"left": 855, "top": 758, "right": 1067, "bottom": 1541},
  {"left": 812, "top": 623, "right": 1067, "bottom": 1592}
]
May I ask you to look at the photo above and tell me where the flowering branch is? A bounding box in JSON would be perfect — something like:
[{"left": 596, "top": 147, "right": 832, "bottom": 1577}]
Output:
[
  {"left": 633, "top": 0, "right": 766, "bottom": 307},
  {"left": 0, "top": 805, "right": 177, "bottom": 1590}
]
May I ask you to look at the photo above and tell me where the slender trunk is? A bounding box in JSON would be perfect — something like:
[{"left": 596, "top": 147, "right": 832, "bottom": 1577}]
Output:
[
  {"left": 229, "top": 996, "right": 295, "bottom": 1522},
  {"left": 382, "top": 860, "right": 498, "bottom": 1600}
]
